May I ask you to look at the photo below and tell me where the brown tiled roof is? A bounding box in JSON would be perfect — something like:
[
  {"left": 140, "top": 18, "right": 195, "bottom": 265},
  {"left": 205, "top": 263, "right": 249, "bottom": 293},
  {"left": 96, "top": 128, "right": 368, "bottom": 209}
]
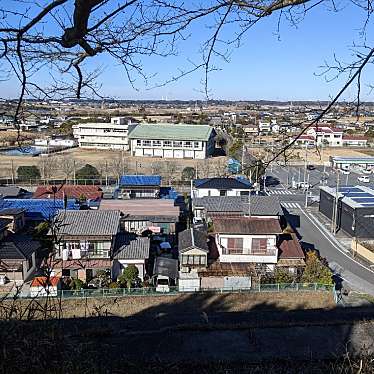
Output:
[
  {"left": 278, "top": 234, "right": 305, "bottom": 260},
  {"left": 213, "top": 217, "right": 282, "bottom": 235},
  {"left": 199, "top": 260, "right": 255, "bottom": 277},
  {"left": 53, "top": 259, "right": 112, "bottom": 269},
  {"left": 33, "top": 185, "right": 103, "bottom": 200},
  {"left": 31, "top": 276, "right": 60, "bottom": 287}
]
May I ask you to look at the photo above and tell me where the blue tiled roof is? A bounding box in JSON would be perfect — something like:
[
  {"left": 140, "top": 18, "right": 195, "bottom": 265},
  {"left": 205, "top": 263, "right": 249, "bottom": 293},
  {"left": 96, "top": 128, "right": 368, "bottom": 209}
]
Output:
[
  {"left": 0, "top": 199, "right": 79, "bottom": 221},
  {"left": 119, "top": 175, "right": 161, "bottom": 187}
]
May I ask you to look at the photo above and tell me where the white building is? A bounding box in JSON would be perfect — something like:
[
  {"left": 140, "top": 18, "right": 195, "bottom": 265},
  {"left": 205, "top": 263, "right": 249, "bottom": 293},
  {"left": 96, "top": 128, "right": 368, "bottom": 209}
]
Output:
[
  {"left": 34, "top": 138, "right": 76, "bottom": 147},
  {"left": 128, "top": 123, "right": 215, "bottom": 159},
  {"left": 73, "top": 117, "right": 134, "bottom": 150},
  {"left": 306, "top": 126, "right": 343, "bottom": 147}
]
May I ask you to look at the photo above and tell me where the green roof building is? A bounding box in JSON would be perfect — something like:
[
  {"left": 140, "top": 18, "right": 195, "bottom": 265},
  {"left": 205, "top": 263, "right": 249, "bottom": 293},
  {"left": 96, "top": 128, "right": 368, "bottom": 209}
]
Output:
[{"left": 128, "top": 123, "right": 216, "bottom": 159}]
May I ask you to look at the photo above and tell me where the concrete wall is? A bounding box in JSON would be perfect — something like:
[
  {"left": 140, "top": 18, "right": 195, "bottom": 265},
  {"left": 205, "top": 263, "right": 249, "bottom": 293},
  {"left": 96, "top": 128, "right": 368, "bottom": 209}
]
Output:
[{"left": 351, "top": 241, "right": 374, "bottom": 264}]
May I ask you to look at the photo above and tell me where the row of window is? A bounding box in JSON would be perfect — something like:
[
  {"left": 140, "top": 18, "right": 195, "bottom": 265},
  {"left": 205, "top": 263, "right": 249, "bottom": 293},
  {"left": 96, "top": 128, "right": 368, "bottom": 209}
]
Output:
[
  {"left": 136, "top": 140, "right": 202, "bottom": 149},
  {"left": 181, "top": 255, "right": 207, "bottom": 266},
  {"left": 223, "top": 238, "right": 271, "bottom": 255}
]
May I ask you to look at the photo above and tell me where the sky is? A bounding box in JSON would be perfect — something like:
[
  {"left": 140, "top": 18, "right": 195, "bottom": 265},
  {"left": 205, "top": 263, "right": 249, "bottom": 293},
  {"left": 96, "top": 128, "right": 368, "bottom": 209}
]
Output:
[{"left": 1, "top": 0, "right": 374, "bottom": 101}]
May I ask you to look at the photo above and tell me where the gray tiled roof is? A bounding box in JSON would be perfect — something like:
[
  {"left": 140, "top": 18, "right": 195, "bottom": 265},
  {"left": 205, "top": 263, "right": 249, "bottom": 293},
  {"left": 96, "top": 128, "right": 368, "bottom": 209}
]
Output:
[
  {"left": 0, "top": 235, "right": 40, "bottom": 260},
  {"left": 0, "top": 186, "right": 25, "bottom": 198},
  {"left": 55, "top": 210, "right": 120, "bottom": 236},
  {"left": 194, "top": 196, "right": 282, "bottom": 216},
  {"left": 123, "top": 215, "right": 179, "bottom": 223},
  {"left": 114, "top": 233, "right": 150, "bottom": 259},
  {"left": 178, "top": 228, "right": 208, "bottom": 252}
]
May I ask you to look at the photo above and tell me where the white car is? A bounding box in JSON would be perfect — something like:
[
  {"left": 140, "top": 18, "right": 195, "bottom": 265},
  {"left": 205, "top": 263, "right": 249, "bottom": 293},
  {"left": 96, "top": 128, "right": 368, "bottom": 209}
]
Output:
[
  {"left": 362, "top": 169, "right": 372, "bottom": 174},
  {"left": 358, "top": 176, "right": 370, "bottom": 183},
  {"left": 341, "top": 170, "right": 350, "bottom": 175}
]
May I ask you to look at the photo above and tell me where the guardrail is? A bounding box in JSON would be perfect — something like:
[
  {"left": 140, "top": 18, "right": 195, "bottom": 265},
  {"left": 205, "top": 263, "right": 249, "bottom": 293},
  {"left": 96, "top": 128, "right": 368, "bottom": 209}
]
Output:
[{"left": 0, "top": 283, "right": 334, "bottom": 300}]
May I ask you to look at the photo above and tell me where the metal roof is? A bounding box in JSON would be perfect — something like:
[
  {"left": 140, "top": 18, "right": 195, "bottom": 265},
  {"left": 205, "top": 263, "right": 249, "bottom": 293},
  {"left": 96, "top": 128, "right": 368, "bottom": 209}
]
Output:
[
  {"left": 194, "top": 195, "right": 282, "bottom": 216},
  {"left": 128, "top": 123, "right": 213, "bottom": 141},
  {"left": 213, "top": 217, "right": 282, "bottom": 235},
  {"left": 0, "top": 199, "right": 79, "bottom": 220},
  {"left": 194, "top": 177, "right": 252, "bottom": 190},
  {"left": 320, "top": 185, "right": 374, "bottom": 208},
  {"left": 0, "top": 186, "right": 28, "bottom": 198},
  {"left": 0, "top": 235, "right": 40, "bottom": 260},
  {"left": 114, "top": 233, "right": 150, "bottom": 259},
  {"left": 178, "top": 228, "right": 209, "bottom": 252},
  {"left": 153, "top": 257, "right": 178, "bottom": 279},
  {"left": 55, "top": 210, "right": 120, "bottom": 236},
  {"left": 119, "top": 175, "right": 161, "bottom": 187}
]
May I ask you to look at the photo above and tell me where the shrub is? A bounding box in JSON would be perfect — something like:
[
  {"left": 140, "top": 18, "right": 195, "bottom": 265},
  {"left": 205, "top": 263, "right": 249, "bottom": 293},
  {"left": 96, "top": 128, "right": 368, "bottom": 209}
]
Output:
[
  {"left": 75, "top": 164, "right": 100, "bottom": 180},
  {"left": 17, "top": 165, "right": 41, "bottom": 181},
  {"left": 118, "top": 265, "right": 139, "bottom": 289},
  {"left": 108, "top": 281, "right": 119, "bottom": 289},
  {"left": 300, "top": 251, "right": 333, "bottom": 285}
]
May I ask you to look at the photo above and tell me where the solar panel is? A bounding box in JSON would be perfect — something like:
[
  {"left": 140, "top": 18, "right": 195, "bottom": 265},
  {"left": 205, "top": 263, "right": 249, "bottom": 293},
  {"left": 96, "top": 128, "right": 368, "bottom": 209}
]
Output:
[
  {"left": 344, "top": 193, "right": 373, "bottom": 198},
  {"left": 359, "top": 202, "right": 374, "bottom": 207},
  {"left": 339, "top": 187, "right": 363, "bottom": 193},
  {"left": 352, "top": 198, "right": 374, "bottom": 203}
]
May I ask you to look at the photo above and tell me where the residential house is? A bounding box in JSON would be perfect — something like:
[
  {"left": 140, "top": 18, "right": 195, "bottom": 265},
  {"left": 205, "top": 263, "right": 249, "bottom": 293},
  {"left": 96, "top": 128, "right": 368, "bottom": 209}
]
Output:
[
  {"left": 277, "top": 233, "right": 306, "bottom": 275},
  {"left": 72, "top": 117, "right": 133, "bottom": 150},
  {"left": 52, "top": 210, "right": 121, "bottom": 282},
  {"left": 0, "top": 199, "right": 79, "bottom": 224},
  {"left": 178, "top": 228, "right": 209, "bottom": 291},
  {"left": 192, "top": 195, "right": 282, "bottom": 223},
  {"left": 306, "top": 126, "right": 344, "bottom": 147},
  {"left": 243, "top": 124, "right": 258, "bottom": 135},
  {"left": 118, "top": 175, "right": 161, "bottom": 199},
  {"left": 153, "top": 256, "right": 179, "bottom": 289},
  {"left": 0, "top": 186, "right": 31, "bottom": 199},
  {"left": 0, "top": 208, "right": 26, "bottom": 232},
  {"left": 192, "top": 177, "right": 252, "bottom": 199},
  {"left": 112, "top": 233, "right": 150, "bottom": 281},
  {"left": 33, "top": 185, "right": 103, "bottom": 201},
  {"left": 99, "top": 199, "right": 180, "bottom": 234},
  {"left": 0, "top": 229, "right": 40, "bottom": 285},
  {"left": 293, "top": 135, "right": 316, "bottom": 147},
  {"left": 128, "top": 123, "right": 216, "bottom": 159}
]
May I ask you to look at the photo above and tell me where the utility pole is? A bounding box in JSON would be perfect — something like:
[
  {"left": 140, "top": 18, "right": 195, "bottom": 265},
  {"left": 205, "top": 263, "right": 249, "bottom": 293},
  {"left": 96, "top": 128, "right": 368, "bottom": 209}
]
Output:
[
  {"left": 304, "top": 173, "right": 310, "bottom": 208},
  {"left": 331, "top": 170, "right": 340, "bottom": 234},
  {"left": 11, "top": 159, "right": 14, "bottom": 184},
  {"left": 73, "top": 160, "right": 76, "bottom": 185}
]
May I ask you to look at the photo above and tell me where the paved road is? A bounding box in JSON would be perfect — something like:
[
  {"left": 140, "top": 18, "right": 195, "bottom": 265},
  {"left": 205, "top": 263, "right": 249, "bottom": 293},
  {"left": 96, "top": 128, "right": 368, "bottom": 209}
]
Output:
[{"left": 280, "top": 202, "right": 374, "bottom": 296}]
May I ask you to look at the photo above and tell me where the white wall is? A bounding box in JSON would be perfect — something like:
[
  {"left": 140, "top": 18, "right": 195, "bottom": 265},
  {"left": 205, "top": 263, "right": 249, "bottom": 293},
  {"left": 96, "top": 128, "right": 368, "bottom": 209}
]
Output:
[{"left": 193, "top": 188, "right": 250, "bottom": 198}]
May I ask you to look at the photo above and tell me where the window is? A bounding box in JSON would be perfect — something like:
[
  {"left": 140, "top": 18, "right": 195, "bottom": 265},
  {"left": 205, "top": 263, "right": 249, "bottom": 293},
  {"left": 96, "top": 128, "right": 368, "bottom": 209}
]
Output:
[
  {"left": 334, "top": 134, "right": 341, "bottom": 138},
  {"left": 143, "top": 140, "right": 151, "bottom": 146},
  {"left": 226, "top": 238, "right": 243, "bottom": 254},
  {"left": 184, "top": 141, "right": 192, "bottom": 148},
  {"left": 173, "top": 141, "right": 182, "bottom": 147},
  {"left": 251, "top": 238, "right": 268, "bottom": 253},
  {"left": 27, "top": 257, "right": 33, "bottom": 271},
  {"left": 182, "top": 255, "right": 206, "bottom": 266},
  {"left": 62, "top": 269, "right": 70, "bottom": 277},
  {"left": 219, "top": 190, "right": 226, "bottom": 196},
  {"left": 194, "top": 141, "right": 200, "bottom": 148},
  {"left": 137, "top": 140, "right": 141, "bottom": 146},
  {"left": 153, "top": 140, "right": 161, "bottom": 147},
  {"left": 164, "top": 140, "right": 172, "bottom": 147}
]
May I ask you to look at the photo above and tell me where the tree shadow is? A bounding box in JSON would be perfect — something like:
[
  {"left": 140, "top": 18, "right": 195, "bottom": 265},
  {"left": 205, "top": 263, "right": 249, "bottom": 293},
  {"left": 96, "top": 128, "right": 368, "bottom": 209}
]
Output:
[{"left": 0, "top": 290, "right": 373, "bottom": 373}]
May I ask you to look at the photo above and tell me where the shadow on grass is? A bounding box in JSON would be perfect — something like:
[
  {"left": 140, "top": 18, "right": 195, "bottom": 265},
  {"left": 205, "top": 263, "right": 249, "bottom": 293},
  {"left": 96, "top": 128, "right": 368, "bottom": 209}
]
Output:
[{"left": 0, "top": 291, "right": 374, "bottom": 373}]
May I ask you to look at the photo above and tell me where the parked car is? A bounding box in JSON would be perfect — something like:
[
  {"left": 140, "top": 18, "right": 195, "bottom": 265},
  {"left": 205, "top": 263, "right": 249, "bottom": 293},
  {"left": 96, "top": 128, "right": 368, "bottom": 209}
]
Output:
[
  {"left": 362, "top": 169, "right": 372, "bottom": 174},
  {"left": 358, "top": 176, "right": 370, "bottom": 183},
  {"left": 307, "top": 165, "right": 315, "bottom": 170},
  {"left": 296, "top": 182, "right": 311, "bottom": 190},
  {"left": 341, "top": 170, "right": 350, "bottom": 175}
]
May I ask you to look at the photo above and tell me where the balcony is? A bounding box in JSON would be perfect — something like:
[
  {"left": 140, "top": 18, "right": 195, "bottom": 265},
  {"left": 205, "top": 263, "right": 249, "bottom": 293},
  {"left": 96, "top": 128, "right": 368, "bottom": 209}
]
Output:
[
  {"left": 59, "top": 248, "right": 110, "bottom": 260},
  {"left": 219, "top": 245, "right": 278, "bottom": 264}
]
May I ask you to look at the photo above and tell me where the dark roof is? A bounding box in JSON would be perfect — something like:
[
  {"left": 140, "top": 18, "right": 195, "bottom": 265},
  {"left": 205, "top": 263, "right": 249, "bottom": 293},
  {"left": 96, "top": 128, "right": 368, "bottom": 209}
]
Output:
[
  {"left": 0, "top": 186, "right": 27, "bottom": 198},
  {"left": 213, "top": 217, "right": 282, "bottom": 235},
  {"left": 0, "top": 199, "right": 79, "bottom": 220},
  {"left": 0, "top": 218, "right": 12, "bottom": 231},
  {"left": 119, "top": 175, "right": 161, "bottom": 187},
  {"left": 114, "top": 233, "right": 150, "bottom": 259},
  {"left": 33, "top": 185, "right": 103, "bottom": 200},
  {"left": 0, "top": 235, "right": 40, "bottom": 260},
  {"left": 178, "top": 228, "right": 209, "bottom": 252},
  {"left": 194, "top": 177, "right": 252, "bottom": 190},
  {"left": 153, "top": 257, "right": 178, "bottom": 279},
  {"left": 278, "top": 234, "right": 305, "bottom": 259},
  {"left": 0, "top": 208, "right": 25, "bottom": 216},
  {"left": 55, "top": 210, "right": 120, "bottom": 236},
  {"left": 194, "top": 196, "right": 282, "bottom": 216},
  {"left": 199, "top": 261, "right": 255, "bottom": 277}
]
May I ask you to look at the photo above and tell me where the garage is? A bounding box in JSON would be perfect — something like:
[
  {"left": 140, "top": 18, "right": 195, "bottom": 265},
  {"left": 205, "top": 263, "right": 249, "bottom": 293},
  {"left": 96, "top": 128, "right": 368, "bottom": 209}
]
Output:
[
  {"left": 173, "top": 150, "right": 184, "bottom": 158},
  {"left": 184, "top": 150, "right": 194, "bottom": 158},
  {"left": 178, "top": 275, "right": 200, "bottom": 292},
  {"left": 143, "top": 148, "right": 153, "bottom": 156},
  {"left": 153, "top": 149, "right": 163, "bottom": 157},
  {"left": 164, "top": 149, "right": 173, "bottom": 158},
  {"left": 223, "top": 276, "right": 251, "bottom": 290}
]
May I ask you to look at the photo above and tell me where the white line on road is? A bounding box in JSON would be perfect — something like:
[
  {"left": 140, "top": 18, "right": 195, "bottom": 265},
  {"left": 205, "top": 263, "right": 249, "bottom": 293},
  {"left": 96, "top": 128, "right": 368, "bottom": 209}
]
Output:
[{"left": 299, "top": 207, "right": 374, "bottom": 275}]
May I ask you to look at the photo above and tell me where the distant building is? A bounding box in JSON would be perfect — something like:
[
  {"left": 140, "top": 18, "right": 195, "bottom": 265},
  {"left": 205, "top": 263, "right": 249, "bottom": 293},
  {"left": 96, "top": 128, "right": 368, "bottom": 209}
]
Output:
[
  {"left": 306, "top": 126, "right": 343, "bottom": 147},
  {"left": 342, "top": 135, "right": 368, "bottom": 147},
  {"left": 329, "top": 156, "right": 374, "bottom": 170},
  {"left": 128, "top": 123, "right": 215, "bottom": 159},
  {"left": 73, "top": 117, "right": 136, "bottom": 150},
  {"left": 118, "top": 175, "right": 161, "bottom": 199}
]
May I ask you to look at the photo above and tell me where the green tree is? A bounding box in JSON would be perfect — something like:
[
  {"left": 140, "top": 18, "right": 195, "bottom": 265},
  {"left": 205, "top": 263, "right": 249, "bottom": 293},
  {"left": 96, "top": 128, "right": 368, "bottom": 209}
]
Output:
[
  {"left": 118, "top": 265, "right": 139, "bottom": 289},
  {"left": 228, "top": 140, "right": 243, "bottom": 159},
  {"left": 274, "top": 269, "right": 295, "bottom": 284},
  {"left": 17, "top": 165, "right": 41, "bottom": 181},
  {"left": 95, "top": 270, "right": 111, "bottom": 288},
  {"left": 300, "top": 251, "right": 333, "bottom": 285},
  {"left": 181, "top": 166, "right": 196, "bottom": 181},
  {"left": 75, "top": 164, "right": 100, "bottom": 180}
]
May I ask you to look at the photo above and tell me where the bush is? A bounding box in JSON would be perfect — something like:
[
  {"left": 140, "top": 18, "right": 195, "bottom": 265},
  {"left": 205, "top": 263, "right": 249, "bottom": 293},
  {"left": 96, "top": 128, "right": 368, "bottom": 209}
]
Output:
[
  {"left": 75, "top": 164, "right": 100, "bottom": 180},
  {"left": 70, "top": 278, "right": 84, "bottom": 290},
  {"left": 17, "top": 165, "right": 41, "bottom": 181},
  {"left": 108, "top": 281, "right": 119, "bottom": 289},
  {"left": 181, "top": 166, "right": 196, "bottom": 181},
  {"left": 300, "top": 251, "right": 333, "bottom": 285},
  {"left": 118, "top": 265, "right": 139, "bottom": 289}
]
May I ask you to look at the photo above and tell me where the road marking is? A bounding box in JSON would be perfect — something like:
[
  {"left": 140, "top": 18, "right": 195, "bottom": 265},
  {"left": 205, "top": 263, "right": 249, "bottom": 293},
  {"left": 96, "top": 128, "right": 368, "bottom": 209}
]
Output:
[
  {"left": 267, "top": 190, "right": 293, "bottom": 195},
  {"left": 281, "top": 202, "right": 301, "bottom": 209},
  {"left": 299, "top": 208, "right": 374, "bottom": 274}
]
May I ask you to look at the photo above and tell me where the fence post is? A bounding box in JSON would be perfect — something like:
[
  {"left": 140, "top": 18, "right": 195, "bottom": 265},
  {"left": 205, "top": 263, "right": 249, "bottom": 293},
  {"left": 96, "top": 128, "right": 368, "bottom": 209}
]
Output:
[
  {"left": 258, "top": 283, "right": 261, "bottom": 292},
  {"left": 277, "top": 283, "right": 280, "bottom": 292},
  {"left": 314, "top": 283, "right": 317, "bottom": 291},
  {"left": 296, "top": 283, "right": 299, "bottom": 291}
]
